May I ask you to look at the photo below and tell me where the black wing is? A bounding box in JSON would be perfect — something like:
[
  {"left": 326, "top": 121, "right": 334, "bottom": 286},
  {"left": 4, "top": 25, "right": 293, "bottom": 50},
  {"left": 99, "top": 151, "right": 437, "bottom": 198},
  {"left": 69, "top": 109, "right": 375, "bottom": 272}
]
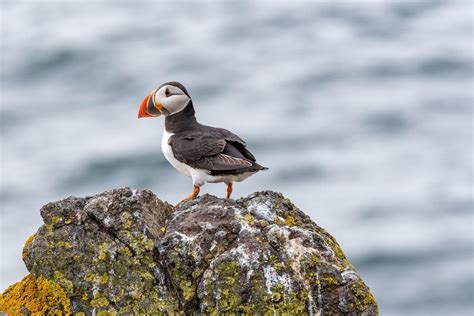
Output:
[
  {"left": 168, "top": 130, "right": 253, "bottom": 171},
  {"left": 214, "top": 128, "right": 256, "bottom": 161}
]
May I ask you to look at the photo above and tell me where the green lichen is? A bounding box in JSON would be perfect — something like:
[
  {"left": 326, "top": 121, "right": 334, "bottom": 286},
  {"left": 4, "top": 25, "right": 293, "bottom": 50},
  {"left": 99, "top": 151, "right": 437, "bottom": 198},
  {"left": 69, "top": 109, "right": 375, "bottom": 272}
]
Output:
[
  {"left": 119, "top": 245, "right": 133, "bottom": 257},
  {"left": 57, "top": 240, "right": 72, "bottom": 249},
  {"left": 84, "top": 272, "right": 95, "bottom": 282},
  {"left": 90, "top": 293, "right": 109, "bottom": 308},
  {"left": 271, "top": 284, "right": 285, "bottom": 302},
  {"left": 268, "top": 255, "right": 286, "bottom": 272},
  {"left": 180, "top": 280, "right": 196, "bottom": 301},
  {"left": 143, "top": 237, "right": 154, "bottom": 251},
  {"left": 97, "top": 242, "right": 110, "bottom": 261},
  {"left": 216, "top": 260, "right": 240, "bottom": 274},
  {"left": 97, "top": 310, "right": 117, "bottom": 316},
  {"left": 309, "top": 254, "right": 320, "bottom": 265},
  {"left": 322, "top": 233, "right": 353, "bottom": 268},
  {"left": 218, "top": 289, "right": 237, "bottom": 311},
  {"left": 317, "top": 277, "right": 339, "bottom": 286},
  {"left": 276, "top": 291, "right": 308, "bottom": 315},
  {"left": 203, "top": 260, "right": 242, "bottom": 312},
  {"left": 120, "top": 212, "right": 133, "bottom": 229},
  {"left": 53, "top": 271, "right": 74, "bottom": 296},
  {"left": 123, "top": 231, "right": 155, "bottom": 256},
  {"left": 51, "top": 216, "right": 61, "bottom": 225},
  {"left": 86, "top": 232, "right": 177, "bottom": 315},
  {"left": 99, "top": 273, "right": 109, "bottom": 285},
  {"left": 351, "top": 281, "right": 377, "bottom": 312},
  {"left": 45, "top": 223, "right": 54, "bottom": 237}
]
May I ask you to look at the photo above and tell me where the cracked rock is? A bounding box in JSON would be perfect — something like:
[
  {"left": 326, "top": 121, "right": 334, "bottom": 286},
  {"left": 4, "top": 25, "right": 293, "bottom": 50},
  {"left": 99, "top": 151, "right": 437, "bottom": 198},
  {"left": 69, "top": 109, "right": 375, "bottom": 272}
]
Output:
[{"left": 1, "top": 188, "right": 378, "bottom": 315}]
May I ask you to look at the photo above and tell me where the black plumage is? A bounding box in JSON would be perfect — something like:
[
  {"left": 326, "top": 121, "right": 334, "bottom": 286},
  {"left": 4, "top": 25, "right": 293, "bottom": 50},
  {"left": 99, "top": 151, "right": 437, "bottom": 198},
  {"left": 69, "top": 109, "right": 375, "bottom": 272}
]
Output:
[{"left": 169, "top": 129, "right": 266, "bottom": 176}]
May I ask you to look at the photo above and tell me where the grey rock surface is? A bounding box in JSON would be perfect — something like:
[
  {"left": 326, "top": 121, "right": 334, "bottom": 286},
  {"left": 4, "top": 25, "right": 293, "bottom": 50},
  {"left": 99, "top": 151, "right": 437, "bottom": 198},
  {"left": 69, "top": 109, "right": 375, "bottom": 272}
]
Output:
[{"left": 5, "top": 188, "right": 377, "bottom": 315}]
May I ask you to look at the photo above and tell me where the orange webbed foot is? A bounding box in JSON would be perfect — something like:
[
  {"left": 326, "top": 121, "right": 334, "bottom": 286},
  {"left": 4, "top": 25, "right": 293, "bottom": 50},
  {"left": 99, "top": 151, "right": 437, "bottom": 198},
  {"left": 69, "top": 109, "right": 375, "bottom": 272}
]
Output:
[{"left": 175, "top": 185, "right": 200, "bottom": 207}]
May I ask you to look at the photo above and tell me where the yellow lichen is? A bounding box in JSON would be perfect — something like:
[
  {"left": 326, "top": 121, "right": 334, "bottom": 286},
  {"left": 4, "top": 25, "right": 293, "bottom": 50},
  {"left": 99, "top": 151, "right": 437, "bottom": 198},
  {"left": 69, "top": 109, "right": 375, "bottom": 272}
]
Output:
[
  {"left": 84, "top": 272, "right": 95, "bottom": 282},
  {"left": 0, "top": 274, "right": 71, "bottom": 315},
  {"left": 57, "top": 241, "right": 72, "bottom": 249},
  {"left": 97, "top": 310, "right": 116, "bottom": 316},
  {"left": 285, "top": 216, "right": 296, "bottom": 226},
  {"left": 316, "top": 277, "right": 339, "bottom": 286},
  {"left": 22, "top": 234, "right": 35, "bottom": 259},
  {"left": 274, "top": 217, "right": 285, "bottom": 225},
  {"left": 99, "top": 273, "right": 109, "bottom": 285},
  {"left": 51, "top": 216, "right": 61, "bottom": 225},
  {"left": 243, "top": 213, "right": 255, "bottom": 224},
  {"left": 97, "top": 243, "right": 109, "bottom": 261},
  {"left": 81, "top": 292, "right": 89, "bottom": 301}
]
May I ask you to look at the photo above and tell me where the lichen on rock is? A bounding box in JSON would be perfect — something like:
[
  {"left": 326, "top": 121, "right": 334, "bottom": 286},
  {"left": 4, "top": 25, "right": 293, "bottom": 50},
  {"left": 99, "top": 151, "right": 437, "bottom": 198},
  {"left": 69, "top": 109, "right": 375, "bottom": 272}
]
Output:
[
  {"left": 1, "top": 188, "right": 378, "bottom": 315},
  {"left": 0, "top": 274, "right": 71, "bottom": 315}
]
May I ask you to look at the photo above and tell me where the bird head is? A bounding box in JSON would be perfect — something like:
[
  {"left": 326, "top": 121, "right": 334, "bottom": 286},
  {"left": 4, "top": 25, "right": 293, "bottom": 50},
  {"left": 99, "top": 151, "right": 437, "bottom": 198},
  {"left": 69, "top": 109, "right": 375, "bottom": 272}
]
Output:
[{"left": 138, "top": 82, "right": 191, "bottom": 118}]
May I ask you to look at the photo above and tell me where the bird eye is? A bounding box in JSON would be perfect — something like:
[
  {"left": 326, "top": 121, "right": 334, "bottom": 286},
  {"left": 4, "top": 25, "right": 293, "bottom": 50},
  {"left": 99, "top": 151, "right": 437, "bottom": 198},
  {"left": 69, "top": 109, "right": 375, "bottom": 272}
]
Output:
[{"left": 165, "top": 88, "right": 171, "bottom": 97}]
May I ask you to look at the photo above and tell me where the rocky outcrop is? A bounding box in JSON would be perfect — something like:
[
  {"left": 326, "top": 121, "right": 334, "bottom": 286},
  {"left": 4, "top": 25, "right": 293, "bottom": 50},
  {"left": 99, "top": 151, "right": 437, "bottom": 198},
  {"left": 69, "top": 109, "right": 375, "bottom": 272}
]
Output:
[{"left": 0, "top": 188, "right": 378, "bottom": 315}]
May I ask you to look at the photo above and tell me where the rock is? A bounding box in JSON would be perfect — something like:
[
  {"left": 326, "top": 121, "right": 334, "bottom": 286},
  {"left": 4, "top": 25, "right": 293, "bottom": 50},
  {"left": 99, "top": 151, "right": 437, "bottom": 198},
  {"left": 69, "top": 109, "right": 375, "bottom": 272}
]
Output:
[{"left": 0, "top": 188, "right": 378, "bottom": 315}]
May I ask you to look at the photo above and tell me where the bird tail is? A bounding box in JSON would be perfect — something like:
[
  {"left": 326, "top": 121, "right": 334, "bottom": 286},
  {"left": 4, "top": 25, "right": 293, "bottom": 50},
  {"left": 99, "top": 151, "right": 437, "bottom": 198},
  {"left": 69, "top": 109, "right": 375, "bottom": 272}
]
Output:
[{"left": 252, "top": 162, "right": 269, "bottom": 171}]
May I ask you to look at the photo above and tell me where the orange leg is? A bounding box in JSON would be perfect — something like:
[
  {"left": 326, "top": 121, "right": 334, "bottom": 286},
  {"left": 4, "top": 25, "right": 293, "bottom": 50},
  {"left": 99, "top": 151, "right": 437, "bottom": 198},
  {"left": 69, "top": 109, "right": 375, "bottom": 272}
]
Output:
[
  {"left": 176, "top": 185, "right": 200, "bottom": 206},
  {"left": 226, "top": 182, "right": 233, "bottom": 199}
]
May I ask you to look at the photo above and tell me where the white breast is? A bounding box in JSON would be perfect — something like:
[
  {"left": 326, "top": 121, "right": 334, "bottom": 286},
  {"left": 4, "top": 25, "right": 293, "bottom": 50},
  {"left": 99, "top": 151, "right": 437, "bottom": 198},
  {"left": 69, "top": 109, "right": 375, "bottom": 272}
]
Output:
[
  {"left": 161, "top": 129, "right": 256, "bottom": 186},
  {"left": 161, "top": 130, "right": 192, "bottom": 177}
]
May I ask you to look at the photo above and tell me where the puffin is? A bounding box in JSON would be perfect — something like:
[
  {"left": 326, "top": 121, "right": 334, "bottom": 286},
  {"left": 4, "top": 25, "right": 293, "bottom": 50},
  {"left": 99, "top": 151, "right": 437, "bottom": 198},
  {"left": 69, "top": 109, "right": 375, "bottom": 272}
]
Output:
[{"left": 138, "top": 81, "right": 268, "bottom": 205}]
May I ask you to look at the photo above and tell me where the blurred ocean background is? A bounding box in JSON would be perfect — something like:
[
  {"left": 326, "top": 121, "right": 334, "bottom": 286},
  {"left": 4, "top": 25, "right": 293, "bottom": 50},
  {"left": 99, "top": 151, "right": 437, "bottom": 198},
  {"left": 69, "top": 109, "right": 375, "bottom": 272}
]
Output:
[{"left": 1, "top": 1, "right": 473, "bottom": 315}]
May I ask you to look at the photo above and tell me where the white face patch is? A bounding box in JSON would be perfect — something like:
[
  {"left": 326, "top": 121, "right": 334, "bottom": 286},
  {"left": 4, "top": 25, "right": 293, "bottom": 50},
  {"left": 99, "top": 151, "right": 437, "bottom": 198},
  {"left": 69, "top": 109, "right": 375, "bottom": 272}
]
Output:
[{"left": 154, "top": 85, "right": 191, "bottom": 116}]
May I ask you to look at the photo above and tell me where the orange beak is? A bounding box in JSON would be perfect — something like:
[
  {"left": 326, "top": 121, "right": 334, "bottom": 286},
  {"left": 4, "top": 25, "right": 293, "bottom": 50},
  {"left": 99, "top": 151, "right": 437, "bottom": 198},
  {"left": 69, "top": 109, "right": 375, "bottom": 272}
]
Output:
[{"left": 138, "top": 92, "right": 163, "bottom": 118}]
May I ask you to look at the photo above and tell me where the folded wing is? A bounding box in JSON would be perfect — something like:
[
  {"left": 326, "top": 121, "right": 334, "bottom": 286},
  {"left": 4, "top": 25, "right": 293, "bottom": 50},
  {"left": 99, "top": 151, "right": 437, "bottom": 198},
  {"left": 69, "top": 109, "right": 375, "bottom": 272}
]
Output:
[{"left": 169, "top": 131, "right": 253, "bottom": 172}]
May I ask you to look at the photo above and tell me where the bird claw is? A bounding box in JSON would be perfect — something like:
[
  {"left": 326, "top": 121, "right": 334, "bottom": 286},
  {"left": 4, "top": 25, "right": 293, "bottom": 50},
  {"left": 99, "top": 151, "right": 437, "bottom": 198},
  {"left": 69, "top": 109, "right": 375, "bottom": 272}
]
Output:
[
  {"left": 175, "top": 186, "right": 200, "bottom": 207},
  {"left": 174, "top": 198, "right": 191, "bottom": 207}
]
